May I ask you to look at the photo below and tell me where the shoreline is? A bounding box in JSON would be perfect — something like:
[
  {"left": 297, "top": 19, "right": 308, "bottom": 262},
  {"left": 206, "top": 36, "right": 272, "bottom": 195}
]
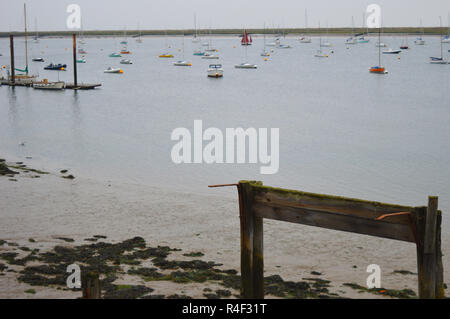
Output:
[
  {"left": 1, "top": 157, "right": 449, "bottom": 298},
  {"left": 0, "top": 28, "right": 446, "bottom": 38}
]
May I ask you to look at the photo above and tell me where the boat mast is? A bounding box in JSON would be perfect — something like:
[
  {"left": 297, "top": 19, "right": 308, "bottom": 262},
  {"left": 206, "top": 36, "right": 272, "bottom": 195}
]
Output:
[
  {"left": 24, "top": 3, "right": 29, "bottom": 75},
  {"left": 439, "top": 16, "right": 443, "bottom": 59},
  {"left": 378, "top": 27, "right": 381, "bottom": 66}
]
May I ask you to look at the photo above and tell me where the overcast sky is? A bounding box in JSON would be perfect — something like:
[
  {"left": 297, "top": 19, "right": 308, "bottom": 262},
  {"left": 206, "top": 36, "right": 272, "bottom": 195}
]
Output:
[{"left": 1, "top": 0, "right": 450, "bottom": 31}]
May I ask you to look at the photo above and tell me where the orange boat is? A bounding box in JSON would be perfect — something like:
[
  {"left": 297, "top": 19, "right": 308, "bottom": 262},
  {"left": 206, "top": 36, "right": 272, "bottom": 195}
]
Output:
[
  {"left": 370, "top": 28, "right": 388, "bottom": 74},
  {"left": 120, "top": 50, "right": 131, "bottom": 54},
  {"left": 369, "top": 66, "right": 387, "bottom": 74}
]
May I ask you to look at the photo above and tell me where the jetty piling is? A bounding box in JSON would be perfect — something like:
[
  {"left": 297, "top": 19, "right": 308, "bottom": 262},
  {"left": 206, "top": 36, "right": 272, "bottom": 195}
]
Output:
[
  {"left": 73, "top": 33, "right": 78, "bottom": 87},
  {"left": 81, "top": 272, "right": 101, "bottom": 299},
  {"left": 210, "top": 181, "right": 445, "bottom": 299},
  {"left": 9, "top": 35, "right": 15, "bottom": 84}
]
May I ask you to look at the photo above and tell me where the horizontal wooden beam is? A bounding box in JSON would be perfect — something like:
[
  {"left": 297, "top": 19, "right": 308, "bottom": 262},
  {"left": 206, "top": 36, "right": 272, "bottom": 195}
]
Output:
[
  {"left": 253, "top": 203, "right": 416, "bottom": 243},
  {"left": 249, "top": 183, "right": 415, "bottom": 225}
]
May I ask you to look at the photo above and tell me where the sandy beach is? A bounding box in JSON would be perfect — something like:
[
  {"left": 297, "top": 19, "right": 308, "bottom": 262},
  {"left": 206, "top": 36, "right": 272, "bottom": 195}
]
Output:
[{"left": 1, "top": 158, "right": 448, "bottom": 299}]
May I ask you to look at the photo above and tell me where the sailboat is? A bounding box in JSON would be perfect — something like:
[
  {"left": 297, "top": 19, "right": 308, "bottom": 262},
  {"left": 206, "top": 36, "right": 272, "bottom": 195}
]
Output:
[
  {"left": 33, "top": 17, "right": 39, "bottom": 43},
  {"left": 375, "top": 24, "right": 387, "bottom": 47},
  {"left": 205, "top": 26, "right": 217, "bottom": 52},
  {"left": 173, "top": 33, "right": 192, "bottom": 66},
  {"left": 136, "top": 23, "right": 143, "bottom": 43},
  {"left": 299, "top": 9, "right": 312, "bottom": 43},
  {"left": 120, "top": 28, "right": 131, "bottom": 54},
  {"left": 320, "top": 22, "right": 332, "bottom": 47},
  {"left": 241, "top": 29, "right": 253, "bottom": 46},
  {"left": 120, "top": 28, "right": 128, "bottom": 45},
  {"left": 261, "top": 23, "right": 271, "bottom": 56},
  {"left": 14, "top": 4, "right": 37, "bottom": 80},
  {"left": 357, "top": 13, "right": 370, "bottom": 43},
  {"left": 415, "top": 19, "right": 426, "bottom": 45},
  {"left": 345, "top": 17, "right": 357, "bottom": 45},
  {"left": 442, "top": 13, "right": 450, "bottom": 43},
  {"left": 192, "top": 14, "right": 200, "bottom": 43},
  {"left": 370, "top": 28, "right": 388, "bottom": 74},
  {"left": 400, "top": 34, "right": 410, "bottom": 50},
  {"left": 159, "top": 31, "right": 173, "bottom": 58},
  {"left": 314, "top": 22, "right": 328, "bottom": 57},
  {"left": 430, "top": 17, "right": 449, "bottom": 64},
  {"left": 235, "top": 40, "right": 257, "bottom": 68}
]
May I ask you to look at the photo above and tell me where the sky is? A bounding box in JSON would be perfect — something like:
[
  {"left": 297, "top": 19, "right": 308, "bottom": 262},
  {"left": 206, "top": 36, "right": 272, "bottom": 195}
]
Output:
[{"left": 1, "top": 0, "right": 450, "bottom": 32}]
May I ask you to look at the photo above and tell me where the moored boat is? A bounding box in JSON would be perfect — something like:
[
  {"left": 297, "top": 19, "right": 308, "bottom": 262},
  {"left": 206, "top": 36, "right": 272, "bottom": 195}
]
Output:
[
  {"left": 33, "top": 79, "right": 65, "bottom": 90},
  {"left": 207, "top": 64, "right": 223, "bottom": 77},
  {"left": 104, "top": 67, "right": 123, "bottom": 73},
  {"left": 44, "top": 63, "right": 67, "bottom": 70}
]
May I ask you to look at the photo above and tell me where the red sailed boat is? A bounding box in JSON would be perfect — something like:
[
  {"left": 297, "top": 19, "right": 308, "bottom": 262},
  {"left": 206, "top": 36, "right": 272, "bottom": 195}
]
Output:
[{"left": 241, "top": 30, "right": 252, "bottom": 46}]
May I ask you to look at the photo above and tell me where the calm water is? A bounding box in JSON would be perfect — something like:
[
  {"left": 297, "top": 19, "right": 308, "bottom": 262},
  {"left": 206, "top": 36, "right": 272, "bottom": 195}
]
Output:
[{"left": 1, "top": 35, "right": 450, "bottom": 231}]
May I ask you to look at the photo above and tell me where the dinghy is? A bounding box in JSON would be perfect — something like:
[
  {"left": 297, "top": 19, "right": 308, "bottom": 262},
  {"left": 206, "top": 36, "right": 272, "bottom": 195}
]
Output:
[{"left": 382, "top": 48, "right": 401, "bottom": 54}]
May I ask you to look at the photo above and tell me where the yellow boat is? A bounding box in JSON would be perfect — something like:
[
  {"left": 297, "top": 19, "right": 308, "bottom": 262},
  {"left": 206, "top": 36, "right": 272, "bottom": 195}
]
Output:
[{"left": 159, "top": 53, "right": 174, "bottom": 58}]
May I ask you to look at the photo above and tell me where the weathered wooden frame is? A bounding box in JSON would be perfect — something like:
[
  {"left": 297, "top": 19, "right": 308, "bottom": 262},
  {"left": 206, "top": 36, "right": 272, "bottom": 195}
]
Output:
[{"left": 226, "top": 181, "right": 444, "bottom": 299}]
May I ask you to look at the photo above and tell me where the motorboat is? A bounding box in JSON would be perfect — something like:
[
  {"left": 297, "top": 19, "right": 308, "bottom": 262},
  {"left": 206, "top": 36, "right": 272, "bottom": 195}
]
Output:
[
  {"left": 159, "top": 53, "right": 174, "bottom": 58},
  {"left": 207, "top": 64, "right": 223, "bottom": 77},
  {"left": 109, "top": 52, "right": 122, "bottom": 57},
  {"left": 33, "top": 80, "right": 65, "bottom": 90},
  {"left": 76, "top": 58, "right": 86, "bottom": 63},
  {"left": 235, "top": 63, "right": 257, "bottom": 69},
  {"left": 120, "top": 59, "right": 133, "bottom": 64},
  {"left": 382, "top": 48, "right": 402, "bottom": 54},
  {"left": 173, "top": 60, "right": 192, "bottom": 66},
  {"left": 104, "top": 67, "right": 123, "bottom": 73},
  {"left": 32, "top": 57, "right": 44, "bottom": 62},
  {"left": 44, "top": 63, "right": 67, "bottom": 70},
  {"left": 201, "top": 53, "right": 219, "bottom": 59}
]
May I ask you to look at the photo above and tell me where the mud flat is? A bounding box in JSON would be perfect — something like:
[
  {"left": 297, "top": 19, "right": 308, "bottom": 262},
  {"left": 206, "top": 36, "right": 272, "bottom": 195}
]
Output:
[{"left": 0, "top": 158, "right": 448, "bottom": 298}]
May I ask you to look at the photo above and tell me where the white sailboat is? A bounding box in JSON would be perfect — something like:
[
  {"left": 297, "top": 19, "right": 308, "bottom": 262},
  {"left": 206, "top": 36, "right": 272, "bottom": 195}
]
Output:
[
  {"left": 192, "top": 14, "right": 200, "bottom": 43},
  {"left": 136, "top": 22, "right": 143, "bottom": 43},
  {"left": 261, "top": 23, "right": 271, "bottom": 56},
  {"left": 299, "top": 9, "right": 312, "bottom": 43},
  {"left": 442, "top": 12, "right": 450, "bottom": 43},
  {"left": 345, "top": 17, "right": 357, "bottom": 45},
  {"left": 315, "top": 22, "right": 329, "bottom": 57},
  {"left": 321, "top": 22, "right": 332, "bottom": 47},
  {"left": 415, "top": 19, "right": 426, "bottom": 45},
  {"left": 430, "top": 17, "right": 449, "bottom": 64},
  {"left": 173, "top": 33, "right": 192, "bottom": 66},
  {"left": 235, "top": 42, "right": 257, "bottom": 68}
]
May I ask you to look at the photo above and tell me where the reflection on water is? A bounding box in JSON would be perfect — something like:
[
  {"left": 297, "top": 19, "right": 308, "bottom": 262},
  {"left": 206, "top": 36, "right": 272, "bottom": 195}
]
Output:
[{"left": 0, "top": 36, "right": 449, "bottom": 234}]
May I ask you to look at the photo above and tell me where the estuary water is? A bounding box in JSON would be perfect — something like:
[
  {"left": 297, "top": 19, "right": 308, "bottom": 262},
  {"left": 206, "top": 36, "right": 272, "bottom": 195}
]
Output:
[{"left": 1, "top": 35, "right": 449, "bottom": 232}]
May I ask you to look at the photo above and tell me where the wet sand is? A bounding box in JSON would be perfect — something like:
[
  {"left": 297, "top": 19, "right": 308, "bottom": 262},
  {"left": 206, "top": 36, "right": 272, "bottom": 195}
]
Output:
[{"left": 0, "top": 159, "right": 448, "bottom": 298}]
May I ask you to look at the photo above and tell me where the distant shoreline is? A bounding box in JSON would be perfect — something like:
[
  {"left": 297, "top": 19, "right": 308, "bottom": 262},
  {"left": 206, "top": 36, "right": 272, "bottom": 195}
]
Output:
[{"left": 0, "top": 27, "right": 446, "bottom": 38}]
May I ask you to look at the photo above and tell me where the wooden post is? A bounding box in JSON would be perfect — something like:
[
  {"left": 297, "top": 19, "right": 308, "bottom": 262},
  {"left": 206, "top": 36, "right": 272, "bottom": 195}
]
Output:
[
  {"left": 72, "top": 34, "right": 78, "bottom": 87},
  {"left": 435, "top": 211, "right": 445, "bottom": 298},
  {"left": 82, "top": 271, "right": 101, "bottom": 299},
  {"left": 9, "top": 35, "right": 15, "bottom": 84},
  {"left": 238, "top": 181, "right": 264, "bottom": 299},
  {"left": 416, "top": 197, "right": 438, "bottom": 298}
]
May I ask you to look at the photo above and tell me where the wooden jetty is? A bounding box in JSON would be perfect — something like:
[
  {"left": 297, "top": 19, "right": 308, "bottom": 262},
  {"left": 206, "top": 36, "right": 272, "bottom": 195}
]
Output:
[
  {"left": 210, "top": 181, "right": 445, "bottom": 299},
  {"left": 1, "top": 34, "right": 101, "bottom": 90}
]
